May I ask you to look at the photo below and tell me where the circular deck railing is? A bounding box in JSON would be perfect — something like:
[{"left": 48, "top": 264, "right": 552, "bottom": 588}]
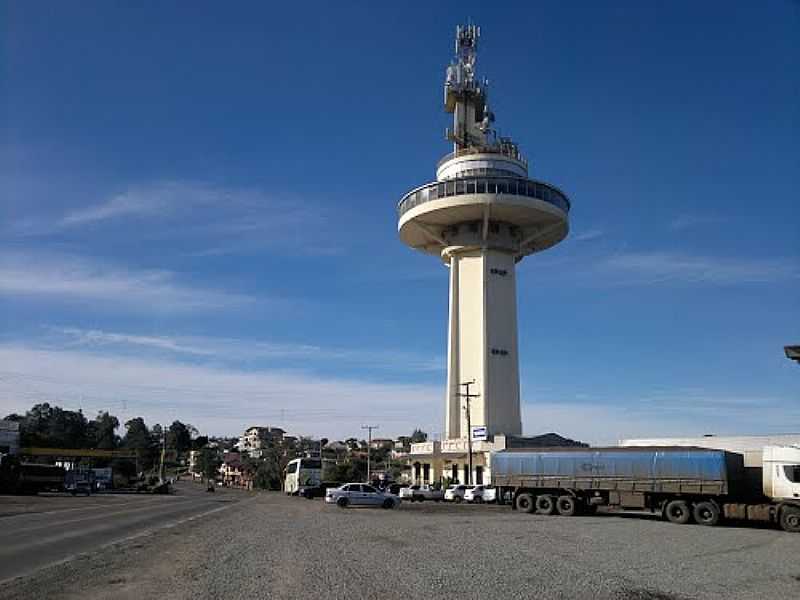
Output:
[{"left": 397, "top": 176, "right": 571, "bottom": 218}]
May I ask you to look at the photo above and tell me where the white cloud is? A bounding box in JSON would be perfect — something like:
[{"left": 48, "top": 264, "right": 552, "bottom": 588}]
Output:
[
  {"left": 60, "top": 189, "right": 170, "bottom": 226},
  {"left": 0, "top": 252, "right": 253, "bottom": 311},
  {"left": 572, "top": 229, "right": 604, "bottom": 242},
  {"left": 49, "top": 326, "right": 445, "bottom": 373},
  {"left": 0, "top": 345, "right": 442, "bottom": 439},
  {"left": 599, "top": 252, "right": 799, "bottom": 285},
  {"left": 9, "top": 180, "right": 342, "bottom": 257},
  {"left": 669, "top": 214, "right": 725, "bottom": 231}
]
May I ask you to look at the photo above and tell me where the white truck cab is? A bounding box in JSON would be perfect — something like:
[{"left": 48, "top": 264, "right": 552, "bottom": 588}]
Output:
[{"left": 762, "top": 446, "right": 800, "bottom": 501}]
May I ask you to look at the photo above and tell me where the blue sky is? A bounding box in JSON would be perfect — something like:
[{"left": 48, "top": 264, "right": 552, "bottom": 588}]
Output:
[{"left": 1, "top": 1, "right": 797, "bottom": 443}]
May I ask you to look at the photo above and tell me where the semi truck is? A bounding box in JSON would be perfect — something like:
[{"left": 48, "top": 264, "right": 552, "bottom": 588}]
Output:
[
  {"left": 0, "top": 454, "right": 66, "bottom": 494},
  {"left": 491, "top": 446, "right": 800, "bottom": 532}
]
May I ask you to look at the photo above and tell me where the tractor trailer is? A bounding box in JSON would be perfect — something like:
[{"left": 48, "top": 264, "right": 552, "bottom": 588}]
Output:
[{"left": 491, "top": 446, "right": 800, "bottom": 532}]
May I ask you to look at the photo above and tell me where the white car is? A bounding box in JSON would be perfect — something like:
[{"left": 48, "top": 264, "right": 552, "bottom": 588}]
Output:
[
  {"left": 399, "top": 485, "right": 444, "bottom": 502},
  {"left": 464, "top": 485, "right": 497, "bottom": 504},
  {"left": 444, "top": 484, "right": 475, "bottom": 503},
  {"left": 325, "top": 483, "right": 401, "bottom": 509}
]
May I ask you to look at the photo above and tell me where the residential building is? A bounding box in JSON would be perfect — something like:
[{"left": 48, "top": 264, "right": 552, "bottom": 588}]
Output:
[
  {"left": 369, "top": 438, "right": 393, "bottom": 450},
  {"left": 239, "top": 426, "right": 285, "bottom": 458}
]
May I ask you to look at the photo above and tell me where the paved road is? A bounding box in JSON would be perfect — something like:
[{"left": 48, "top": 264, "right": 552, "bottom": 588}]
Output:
[
  {"left": 0, "top": 481, "right": 250, "bottom": 584},
  {"left": 2, "top": 492, "right": 800, "bottom": 600}
]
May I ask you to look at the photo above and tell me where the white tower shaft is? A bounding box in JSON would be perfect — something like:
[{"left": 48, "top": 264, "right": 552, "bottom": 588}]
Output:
[{"left": 445, "top": 247, "right": 521, "bottom": 439}]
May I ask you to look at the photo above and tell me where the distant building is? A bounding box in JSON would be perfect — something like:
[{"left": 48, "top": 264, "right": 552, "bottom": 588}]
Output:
[
  {"left": 219, "top": 455, "right": 254, "bottom": 490},
  {"left": 239, "top": 426, "right": 286, "bottom": 458},
  {"left": 369, "top": 438, "right": 393, "bottom": 450},
  {"left": 0, "top": 420, "right": 20, "bottom": 455}
]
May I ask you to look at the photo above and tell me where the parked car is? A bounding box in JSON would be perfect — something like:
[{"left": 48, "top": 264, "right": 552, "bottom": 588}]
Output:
[
  {"left": 464, "top": 485, "right": 497, "bottom": 504},
  {"left": 399, "top": 484, "right": 444, "bottom": 502},
  {"left": 444, "top": 484, "right": 475, "bottom": 503},
  {"left": 325, "top": 483, "right": 401, "bottom": 509}
]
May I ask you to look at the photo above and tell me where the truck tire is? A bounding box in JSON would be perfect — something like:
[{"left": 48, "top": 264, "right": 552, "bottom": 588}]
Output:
[
  {"left": 556, "top": 495, "right": 577, "bottom": 517},
  {"left": 337, "top": 497, "right": 349, "bottom": 509},
  {"left": 665, "top": 499, "right": 691, "bottom": 524},
  {"left": 692, "top": 501, "right": 720, "bottom": 526},
  {"left": 516, "top": 492, "right": 535, "bottom": 513},
  {"left": 780, "top": 506, "right": 800, "bottom": 533},
  {"left": 536, "top": 494, "right": 556, "bottom": 515}
]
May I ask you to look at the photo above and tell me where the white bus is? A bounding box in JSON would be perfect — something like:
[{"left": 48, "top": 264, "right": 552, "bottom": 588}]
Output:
[{"left": 284, "top": 457, "right": 322, "bottom": 495}]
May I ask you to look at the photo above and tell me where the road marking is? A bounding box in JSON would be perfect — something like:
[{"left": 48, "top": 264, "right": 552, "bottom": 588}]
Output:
[
  {"left": 0, "top": 495, "right": 173, "bottom": 519},
  {"left": 1, "top": 496, "right": 205, "bottom": 535},
  {"left": 0, "top": 494, "right": 255, "bottom": 587}
]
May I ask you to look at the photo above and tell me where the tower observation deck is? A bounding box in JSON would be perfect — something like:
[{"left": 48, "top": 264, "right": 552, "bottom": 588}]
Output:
[{"left": 398, "top": 25, "right": 571, "bottom": 440}]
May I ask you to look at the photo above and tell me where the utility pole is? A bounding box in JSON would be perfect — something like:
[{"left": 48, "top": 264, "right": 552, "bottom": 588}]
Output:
[
  {"left": 361, "top": 425, "right": 379, "bottom": 483},
  {"left": 159, "top": 425, "right": 167, "bottom": 484},
  {"left": 458, "top": 380, "right": 480, "bottom": 485}
]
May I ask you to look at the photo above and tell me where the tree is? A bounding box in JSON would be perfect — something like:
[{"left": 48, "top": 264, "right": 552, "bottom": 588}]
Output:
[
  {"left": 328, "top": 457, "right": 367, "bottom": 484},
  {"left": 410, "top": 429, "right": 428, "bottom": 443},
  {"left": 196, "top": 447, "right": 221, "bottom": 482},
  {"left": 123, "top": 418, "right": 150, "bottom": 450},
  {"left": 123, "top": 417, "right": 155, "bottom": 472},
  {"left": 167, "top": 421, "right": 192, "bottom": 455},
  {"left": 90, "top": 411, "right": 119, "bottom": 449},
  {"left": 16, "top": 403, "right": 91, "bottom": 448}
]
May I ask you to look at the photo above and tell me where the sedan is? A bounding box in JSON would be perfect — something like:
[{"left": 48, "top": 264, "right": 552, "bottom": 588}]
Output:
[
  {"left": 444, "top": 484, "right": 475, "bottom": 503},
  {"left": 325, "top": 483, "right": 401, "bottom": 509},
  {"left": 464, "top": 485, "right": 497, "bottom": 503}
]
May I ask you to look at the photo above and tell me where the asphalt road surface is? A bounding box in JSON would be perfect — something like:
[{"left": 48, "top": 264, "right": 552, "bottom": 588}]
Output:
[
  {"left": 2, "top": 487, "right": 800, "bottom": 600},
  {"left": 0, "top": 481, "right": 250, "bottom": 585}
]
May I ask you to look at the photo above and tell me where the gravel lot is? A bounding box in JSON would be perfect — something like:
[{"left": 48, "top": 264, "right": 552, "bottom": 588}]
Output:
[{"left": 2, "top": 487, "right": 799, "bottom": 600}]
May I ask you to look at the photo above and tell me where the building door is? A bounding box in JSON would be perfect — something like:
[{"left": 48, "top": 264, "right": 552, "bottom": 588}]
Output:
[
  {"left": 463, "top": 465, "right": 469, "bottom": 485},
  {"left": 422, "top": 463, "right": 430, "bottom": 483},
  {"left": 475, "top": 466, "right": 483, "bottom": 485},
  {"left": 413, "top": 462, "right": 421, "bottom": 483},
  {"left": 451, "top": 464, "right": 458, "bottom": 483}
]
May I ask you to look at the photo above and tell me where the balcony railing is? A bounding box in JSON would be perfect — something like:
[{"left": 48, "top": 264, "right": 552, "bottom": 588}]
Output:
[
  {"left": 398, "top": 176, "right": 571, "bottom": 218},
  {"left": 437, "top": 146, "right": 528, "bottom": 170}
]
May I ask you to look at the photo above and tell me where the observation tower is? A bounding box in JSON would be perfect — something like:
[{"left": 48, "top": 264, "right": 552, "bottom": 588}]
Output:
[{"left": 397, "top": 25, "right": 571, "bottom": 440}]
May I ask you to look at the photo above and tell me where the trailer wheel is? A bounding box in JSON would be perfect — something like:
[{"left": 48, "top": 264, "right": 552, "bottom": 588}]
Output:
[
  {"left": 536, "top": 494, "right": 556, "bottom": 515},
  {"left": 692, "top": 501, "right": 720, "bottom": 526},
  {"left": 665, "top": 499, "right": 691, "bottom": 524},
  {"left": 556, "top": 495, "right": 577, "bottom": 517},
  {"left": 780, "top": 506, "right": 800, "bottom": 533},
  {"left": 516, "top": 492, "right": 535, "bottom": 513}
]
